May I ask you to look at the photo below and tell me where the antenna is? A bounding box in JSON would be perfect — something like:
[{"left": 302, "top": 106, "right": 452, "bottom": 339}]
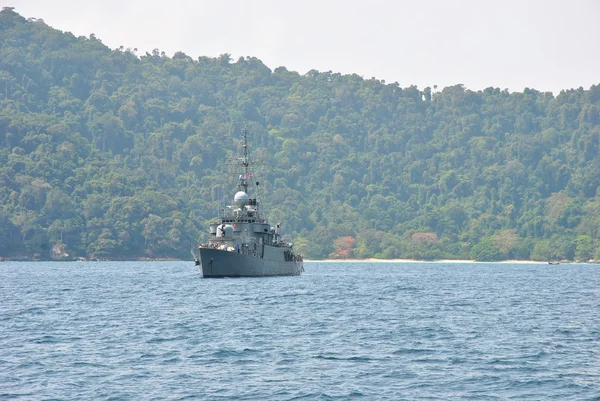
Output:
[
  {"left": 224, "top": 126, "right": 266, "bottom": 200},
  {"left": 242, "top": 127, "right": 249, "bottom": 177},
  {"left": 225, "top": 126, "right": 254, "bottom": 195}
]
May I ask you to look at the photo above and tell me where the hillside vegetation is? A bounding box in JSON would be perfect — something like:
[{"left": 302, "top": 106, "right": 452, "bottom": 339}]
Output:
[{"left": 1, "top": 7, "right": 600, "bottom": 261}]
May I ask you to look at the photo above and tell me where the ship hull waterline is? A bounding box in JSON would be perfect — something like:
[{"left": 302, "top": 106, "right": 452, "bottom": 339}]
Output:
[{"left": 194, "top": 247, "right": 303, "bottom": 278}]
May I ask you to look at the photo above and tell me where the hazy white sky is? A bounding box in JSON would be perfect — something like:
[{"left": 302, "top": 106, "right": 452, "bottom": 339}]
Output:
[{"left": 9, "top": 0, "right": 600, "bottom": 94}]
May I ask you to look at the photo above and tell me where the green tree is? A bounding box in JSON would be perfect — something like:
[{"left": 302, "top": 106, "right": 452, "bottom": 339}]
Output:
[{"left": 470, "top": 238, "right": 501, "bottom": 261}]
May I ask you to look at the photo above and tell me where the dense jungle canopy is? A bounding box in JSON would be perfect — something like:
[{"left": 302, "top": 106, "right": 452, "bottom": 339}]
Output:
[{"left": 1, "top": 7, "right": 600, "bottom": 261}]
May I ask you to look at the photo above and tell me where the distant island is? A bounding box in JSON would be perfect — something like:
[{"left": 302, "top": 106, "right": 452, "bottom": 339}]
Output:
[{"left": 1, "top": 7, "right": 599, "bottom": 263}]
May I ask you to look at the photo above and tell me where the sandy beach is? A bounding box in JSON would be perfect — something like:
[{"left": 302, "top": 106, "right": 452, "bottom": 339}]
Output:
[{"left": 305, "top": 258, "right": 548, "bottom": 264}]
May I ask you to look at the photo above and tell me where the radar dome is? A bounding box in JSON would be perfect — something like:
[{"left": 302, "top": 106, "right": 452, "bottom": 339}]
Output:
[{"left": 234, "top": 191, "right": 249, "bottom": 208}]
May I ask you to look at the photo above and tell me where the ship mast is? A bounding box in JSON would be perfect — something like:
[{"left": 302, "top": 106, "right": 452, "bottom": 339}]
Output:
[
  {"left": 238, "top": 128, "right": 250, "bottom": 193},
  {"left": 242, "top": 128, "right": 249, "bottom": 178}
]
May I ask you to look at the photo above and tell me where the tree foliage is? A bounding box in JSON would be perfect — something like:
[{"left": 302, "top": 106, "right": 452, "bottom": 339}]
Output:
[{"left": 1, "top": 8, "right": 600, "bottom": 261}]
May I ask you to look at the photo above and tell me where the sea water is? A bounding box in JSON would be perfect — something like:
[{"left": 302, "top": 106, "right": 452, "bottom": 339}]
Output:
[{"left": 1, "top": 261, "right": 599, "bottom": 400}]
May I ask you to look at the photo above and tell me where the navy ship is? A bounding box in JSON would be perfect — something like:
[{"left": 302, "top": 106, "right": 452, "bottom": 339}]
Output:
[{"left": 191, "top": 129, "right": 303, "bottom": 277}]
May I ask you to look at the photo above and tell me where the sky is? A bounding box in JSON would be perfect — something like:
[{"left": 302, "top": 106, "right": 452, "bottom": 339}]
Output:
[{"left": 9, "top": 0, "right": 600, "bottom": 94}]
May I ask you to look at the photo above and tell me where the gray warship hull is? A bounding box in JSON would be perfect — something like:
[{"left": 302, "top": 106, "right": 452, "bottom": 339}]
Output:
[{"left": 195, "top": 247, "right": 303, "bottom": 278}]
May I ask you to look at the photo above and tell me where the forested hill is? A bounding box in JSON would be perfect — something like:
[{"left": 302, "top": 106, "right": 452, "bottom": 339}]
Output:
[{"left": 1, "top": 8, "right": 600, "bottom": 262}]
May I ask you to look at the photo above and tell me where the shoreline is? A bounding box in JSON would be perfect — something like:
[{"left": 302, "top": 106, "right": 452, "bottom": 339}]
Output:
[
  {"left": 0, "top": 257, "right": 595, "bottom": 264},
  {"left": 305, "top": 258, "right": 548, "bottom": 264}
]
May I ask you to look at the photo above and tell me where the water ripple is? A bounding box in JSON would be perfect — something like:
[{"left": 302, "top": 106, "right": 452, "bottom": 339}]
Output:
[{"left": 1, "top": 261, "right": 599, "bottom": 400}]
